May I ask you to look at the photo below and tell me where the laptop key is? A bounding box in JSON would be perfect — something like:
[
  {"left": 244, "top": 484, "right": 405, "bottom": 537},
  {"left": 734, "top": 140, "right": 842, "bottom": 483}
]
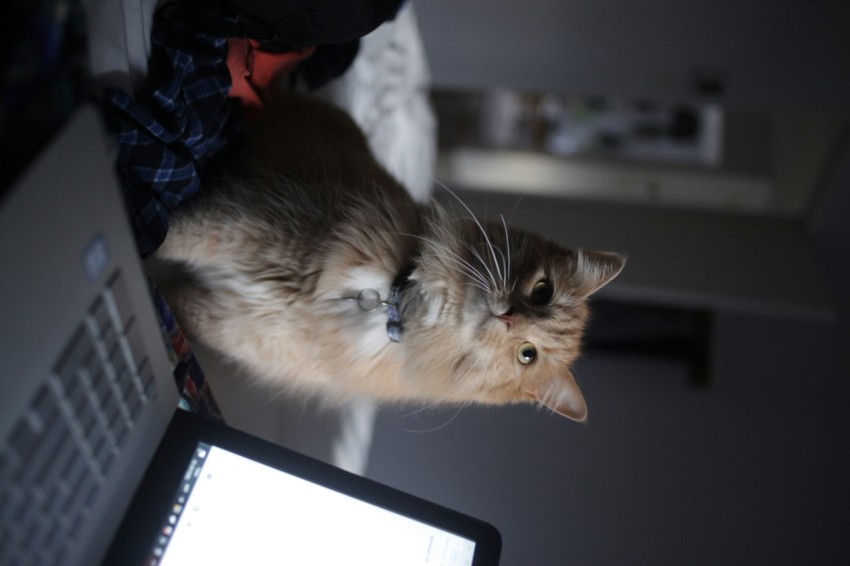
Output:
[
  {"left": 126, "top": 391, "right": 144, "bottom": 423},
  {"left": 60, "top": 456, "right": 88, "bottom": 514},
  {"left": 90, "top": 367, "right": 115, "bottom": 409},
  {"left": 54, "top": 325, "right": 97, "bottom": 392},
  {"left": 99, "top": 325, "right": 121, "bottom": 369},
  {"left": 76, "top": 397, "right": 99, "bottom": 441},
  {"left": 95, "top": 440, "right": 115, "bottom": 475},
  {"left": 42, "top": 482, "right": 68, "bottom": 526},
  {"left": 112, "top": 414, "right": 130, "bottom": 448},
  {"left": 41, "top": 520, "right": 65, "bottom": 565},
  {"left": 138, "top": 358, "right": 156, "bottom": 398},
  {"left": 65, "top": 473, "right": 99, "bottom": 536},
  {"left": 29, "top": 384, "right": 60, "bottom": 431},
  {"left": 122, "top": 318, "right": 147, "bottom": 373},
  {"left": 88, "top": 296, "right": 112, "bottom": 340}
]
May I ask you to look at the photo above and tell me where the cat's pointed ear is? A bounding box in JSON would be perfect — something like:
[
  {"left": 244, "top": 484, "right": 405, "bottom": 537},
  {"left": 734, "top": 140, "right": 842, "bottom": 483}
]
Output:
[
  {"left": 525, "top": 372, "right": 588, "bottom": 422},
  {"left": 574, "top": 250, "right": 626, "bottom": 299}
]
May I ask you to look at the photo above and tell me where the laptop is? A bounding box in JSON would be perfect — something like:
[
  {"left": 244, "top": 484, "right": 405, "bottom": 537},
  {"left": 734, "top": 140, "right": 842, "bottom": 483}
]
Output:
[{"left": 0, "top": 106, "right": 501, "bottom": 566}]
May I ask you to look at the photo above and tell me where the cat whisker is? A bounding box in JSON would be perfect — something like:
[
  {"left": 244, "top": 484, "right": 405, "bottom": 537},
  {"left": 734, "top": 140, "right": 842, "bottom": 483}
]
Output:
[
  {"left": 403, "top": 354, "right": 477, "bottom": 420},
  {"left": 421, "top": 244, "right": 492, "bottom": 291},
  {"left": 463, "top": 243, "right": 500, "bottom": 292},
  {"left": 483, "top": 236, "right": 503, "bottom": 289},
  {"left": 488, "top": 240, "right": 506, "bottom": 290},
  {"left": 395, "top": 232, "right": 493, "bottom": 292},
  {"left": 401, "top": 400, "right": 446, "bottom": 418},
  {"left": 501, "top": 214, "right": 511, "bottom": 289},
  {"left": 507, "top": 194, "right": 524, "bottom": 226},
  {"left": 434, "top": 178, "right": 505, "bottom": 289},
  {"left": 399, "top": 370, "right": 470, "bottom": 426},
  {"left": 464, "top": 281, "right": 491, "bottom": 293},
  {"left": 401, "top": 391, "right": 465, "bottom": 420},
  {"left": 445, "top": 258, "right": 493, "bottom": 293},
  {"left": 492, "top": 245, "right": 509, "bottom": 290},
  {"left": 435, "top": 253, "right": 491, "bottom": 291},
  {"left": 397, "top": 406, "right": 464, "bottom": 434}
]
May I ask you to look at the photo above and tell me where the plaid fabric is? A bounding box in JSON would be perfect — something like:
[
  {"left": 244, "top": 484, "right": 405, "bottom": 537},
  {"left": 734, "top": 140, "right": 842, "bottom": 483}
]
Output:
[{"left": 101, "top": 6, "right": 243, "bottom": 257}]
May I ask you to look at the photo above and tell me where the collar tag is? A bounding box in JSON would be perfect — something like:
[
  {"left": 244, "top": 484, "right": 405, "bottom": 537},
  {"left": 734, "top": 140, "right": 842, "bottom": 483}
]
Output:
[
  {"left": 386, "top": 260, "right": 416, "bottom": 343},
  {"left": 342, "top": 261, "right": 415, "bottom": 344}
]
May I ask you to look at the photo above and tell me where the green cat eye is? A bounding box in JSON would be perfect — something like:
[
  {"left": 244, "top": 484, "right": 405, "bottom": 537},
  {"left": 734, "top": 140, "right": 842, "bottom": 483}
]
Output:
[
  {"left": 531, "top": 280, "right": 553, "bottom": 305},
  {"left": 517, "top": 342, "right": 537, "bottom": 365}
]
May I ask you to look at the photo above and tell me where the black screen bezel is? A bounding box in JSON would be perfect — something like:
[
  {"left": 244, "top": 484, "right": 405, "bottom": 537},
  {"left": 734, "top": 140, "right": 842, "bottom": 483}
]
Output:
[{"left": 102, "top": 409, "right": 501, "bottom": 565}]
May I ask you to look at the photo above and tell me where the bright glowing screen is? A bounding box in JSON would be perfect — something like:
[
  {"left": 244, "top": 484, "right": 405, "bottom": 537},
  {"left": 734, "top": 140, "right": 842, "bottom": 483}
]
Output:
[{"left": 150, "top": 444, "right": 476, "bottom": 566}]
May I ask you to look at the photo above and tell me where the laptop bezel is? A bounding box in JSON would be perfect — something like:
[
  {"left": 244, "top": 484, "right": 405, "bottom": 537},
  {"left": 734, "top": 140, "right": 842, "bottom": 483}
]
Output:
[{"left": 103, "top": 409, "right": 502, "bottom": 565}]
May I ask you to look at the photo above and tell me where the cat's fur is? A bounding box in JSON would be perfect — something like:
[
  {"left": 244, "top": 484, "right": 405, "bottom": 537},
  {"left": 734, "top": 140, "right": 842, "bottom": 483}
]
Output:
[{"left": 153, "top": 92, "right": 625, "bottom": 422}]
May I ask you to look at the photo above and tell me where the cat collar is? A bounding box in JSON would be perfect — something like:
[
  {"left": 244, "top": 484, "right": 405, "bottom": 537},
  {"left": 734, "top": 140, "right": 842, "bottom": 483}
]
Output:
[
  {"left": 385, "top": 260, "right": 416, "bottom": 343},
  {"left": 345, "top": 260, "right": 416, "bottom": 343}
]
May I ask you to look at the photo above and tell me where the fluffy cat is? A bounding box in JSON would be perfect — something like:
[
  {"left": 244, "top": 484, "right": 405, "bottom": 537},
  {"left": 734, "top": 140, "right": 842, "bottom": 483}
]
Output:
[{"left": 153, "top": 92, "right": 625, "bottom": 422}]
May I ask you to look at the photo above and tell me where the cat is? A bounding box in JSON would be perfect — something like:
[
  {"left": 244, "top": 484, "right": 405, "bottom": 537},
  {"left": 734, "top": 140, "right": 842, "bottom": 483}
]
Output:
[{"left": 152, "top": 92, "right": 625, "bottom": 422}]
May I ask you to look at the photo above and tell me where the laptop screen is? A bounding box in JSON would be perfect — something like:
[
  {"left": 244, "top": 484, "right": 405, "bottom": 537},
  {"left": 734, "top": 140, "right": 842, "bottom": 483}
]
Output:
[
  {"left": 105, "top": 409, "right": 500, "bottom": 566},
  {"left": 151, "top": 442, "right": 477, "bottom": 566}
]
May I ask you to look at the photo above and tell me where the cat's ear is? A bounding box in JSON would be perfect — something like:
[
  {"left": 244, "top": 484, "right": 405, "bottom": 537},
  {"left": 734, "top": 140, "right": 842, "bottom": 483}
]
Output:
[
  {"left": 574, "top": 250, "right": 626, "bottom": 299},
  {"left": 524, "top": 372, "right": 588, "bottom": 422}
]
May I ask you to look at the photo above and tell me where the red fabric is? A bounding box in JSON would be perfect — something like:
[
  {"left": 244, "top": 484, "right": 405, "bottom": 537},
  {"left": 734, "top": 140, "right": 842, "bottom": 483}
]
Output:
[{"left": 227, "top": 38, "right": 316, "bottom": 119}]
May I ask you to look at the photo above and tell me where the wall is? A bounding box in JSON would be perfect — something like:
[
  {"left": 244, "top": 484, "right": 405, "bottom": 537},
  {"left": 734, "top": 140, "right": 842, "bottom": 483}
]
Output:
[{"left": 414, "top": 0, "right": 850, "bottom": 115}]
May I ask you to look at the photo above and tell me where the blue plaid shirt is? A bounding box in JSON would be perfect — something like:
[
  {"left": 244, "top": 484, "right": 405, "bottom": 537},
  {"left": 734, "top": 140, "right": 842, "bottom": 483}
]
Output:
[{"left": 102, "top": 8, "right": 242, "bottom": 257}]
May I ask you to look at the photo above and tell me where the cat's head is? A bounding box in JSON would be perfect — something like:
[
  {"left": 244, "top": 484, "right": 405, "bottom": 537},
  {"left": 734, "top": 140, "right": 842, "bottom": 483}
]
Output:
[{"left": 405, "top": 204, "right": 625, "bottom": 422}]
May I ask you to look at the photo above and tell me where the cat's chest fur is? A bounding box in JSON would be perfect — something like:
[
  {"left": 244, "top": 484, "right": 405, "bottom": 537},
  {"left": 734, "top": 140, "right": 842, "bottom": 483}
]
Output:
[{"left": 322, "top": 266, "right": 407, "bottom": 354}]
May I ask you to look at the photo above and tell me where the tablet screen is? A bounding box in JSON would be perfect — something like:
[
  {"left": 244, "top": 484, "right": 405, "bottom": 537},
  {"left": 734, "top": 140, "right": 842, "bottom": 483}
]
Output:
[{"left": 149, "top": 442, "right": 477, "bottom": 566}]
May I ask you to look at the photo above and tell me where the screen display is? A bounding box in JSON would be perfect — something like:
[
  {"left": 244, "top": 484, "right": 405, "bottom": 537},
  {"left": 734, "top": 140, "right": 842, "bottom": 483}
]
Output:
[{"left": 148, "top": 443, "right": 476, "bottom": 566}]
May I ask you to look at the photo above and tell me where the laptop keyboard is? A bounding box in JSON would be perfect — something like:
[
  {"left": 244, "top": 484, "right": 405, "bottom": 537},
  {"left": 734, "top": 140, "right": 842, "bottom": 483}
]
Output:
[{"left": 0, "top": 270, "right": 158, "bottom": 566}]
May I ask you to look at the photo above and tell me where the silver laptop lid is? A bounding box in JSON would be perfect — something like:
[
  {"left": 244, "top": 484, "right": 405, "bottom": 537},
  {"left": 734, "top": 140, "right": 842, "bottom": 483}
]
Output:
[{"left": 0, "top": 106, "right": 179, "bottom": 566}]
